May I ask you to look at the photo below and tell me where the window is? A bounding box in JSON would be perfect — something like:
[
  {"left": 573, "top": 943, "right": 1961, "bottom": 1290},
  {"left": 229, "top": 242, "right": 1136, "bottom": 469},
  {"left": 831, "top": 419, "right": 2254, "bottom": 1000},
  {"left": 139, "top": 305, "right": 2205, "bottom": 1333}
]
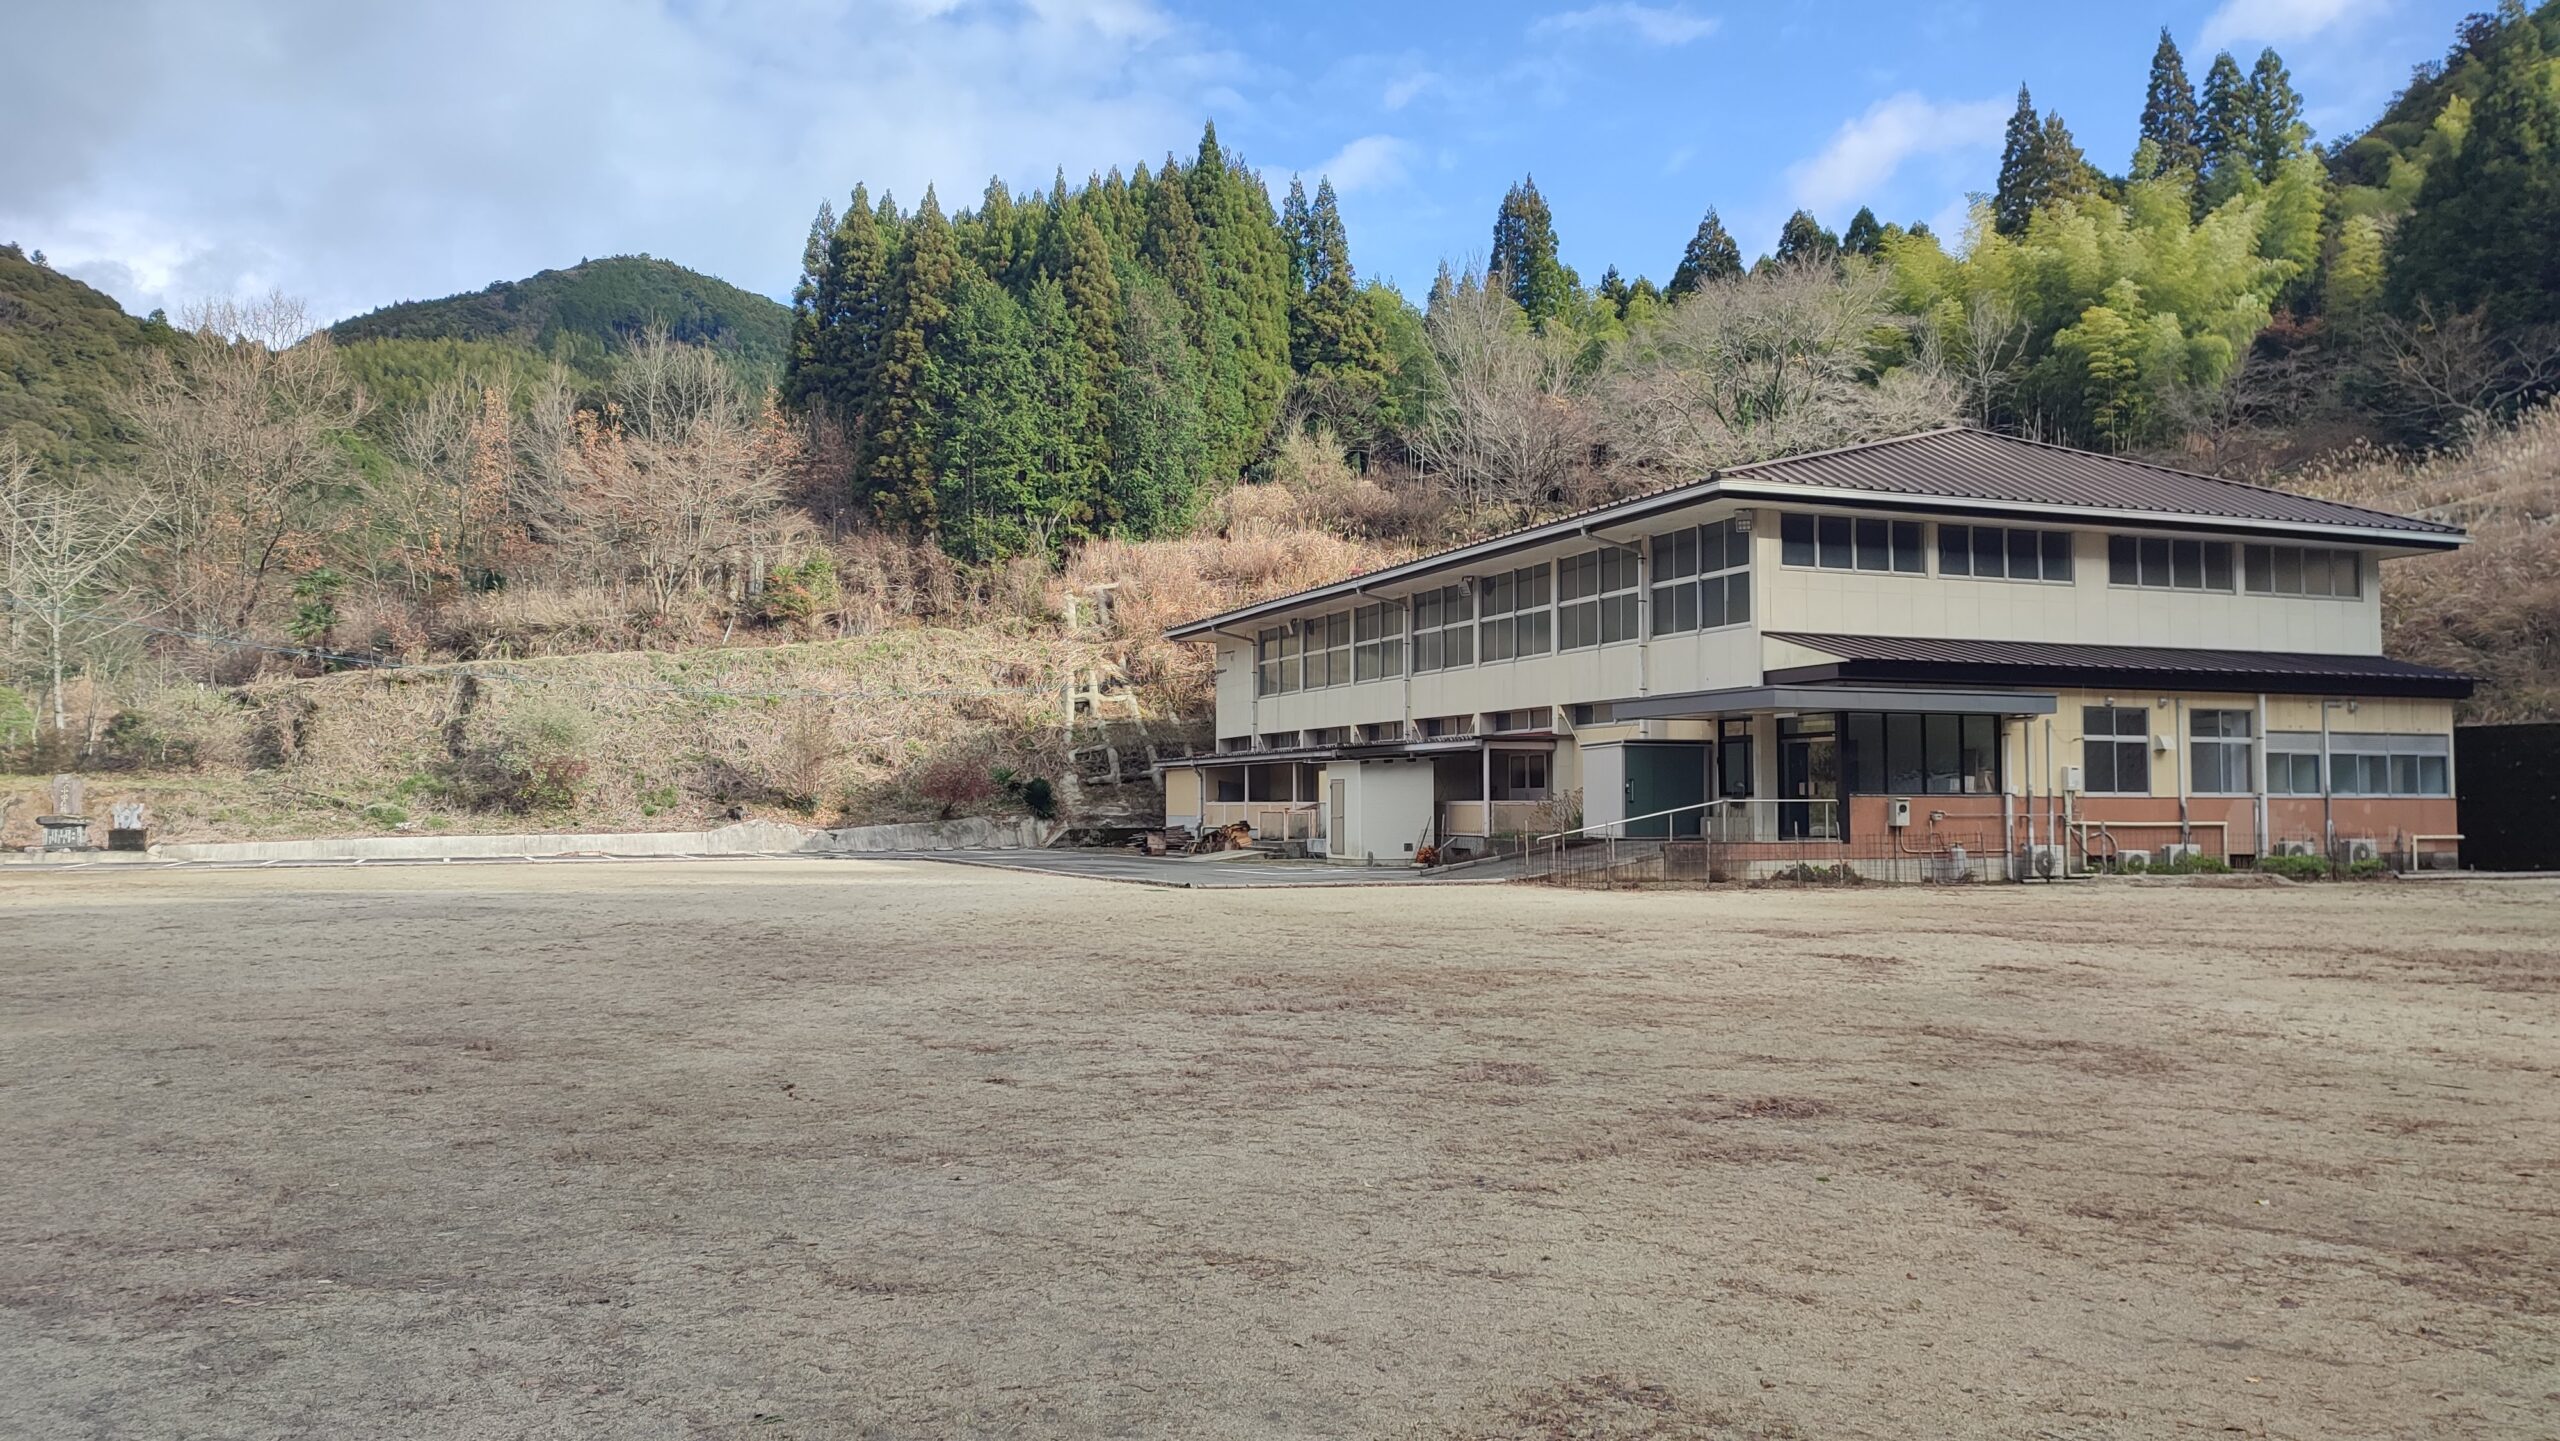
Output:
[
  {"left": 1652, "top": 518, "right": 1752, "bottom": 635},
  {"left": 1558, "top": 545, "right": 1640, "bottom": 650},
  {"left": 1483, "top": 708, "right": 1553, "bottom": 733},
  {"left": 1941, "top": 525, "right": 2074, "bottom": 582},
  {"left": 1718, "top": 719, "right": 1754, "bottom": 798},
  {"left": 1352, "top": 601, "right": 1404, "bottom": 681},
  {"left": 1492, "top": 751, "right": 1549, "bottom": 800},
  {"left": 2329, "top": 732, "right": 2452, "bottom": 796},
  {"left": 1780, "top": 513, "right": 1923, "bottom": 573},
  {"left": 1478, "top": 564, "right": 1553, "bottom": 662},
  {"left": 1567, "top": 702, "right": 1616, "bottom": 727},
  {"left": 2082, "top": 705, "right": 2152, "bottom": 794},
  {"left": 2190, "top": 709, "right": 2254, "bottom": 794},
  {"left": 1302, "top": 612, "right": 1351, "bottom": 688},
  {"left": 2267, "top": 734, "right": 2323, "bottom": 795},
  {"left": 1213, "top": 769, "right": 1246, "bottom": 802},
  {"left": 1411, "top": 584, "right": 1474, "bottom": 672},
  {"left": 1255, "top": 625, "right": 1300, "bottom": 696},
  {"left": 1415, "top": 714, "right": 1472, "bottom": 739},
  {"left": 1356, "top": 722, "right": 1404, "bottom": 743},
  {"left": 2242, "top": 544, "right": 2363, "bottom": 599},
  {"left": 2108, "top": 536, "right": 2234, "bottom": 591},
  {"left": 1841, "top": 712, "right": 1997, "bottom": 795}
]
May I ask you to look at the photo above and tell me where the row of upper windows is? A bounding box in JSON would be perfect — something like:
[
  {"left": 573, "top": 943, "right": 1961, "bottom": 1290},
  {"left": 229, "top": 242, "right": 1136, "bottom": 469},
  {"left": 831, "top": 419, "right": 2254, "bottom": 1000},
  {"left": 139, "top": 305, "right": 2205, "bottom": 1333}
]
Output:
[
  {"left": 1249, "top": 512, "right": 2371, "bottom": 696},
  {"left": 1774, "top": 512, "right": 2364, "bottom": 598},
  {"left": 1254, "top": 519, "right": 1754, "bottom": 694}
]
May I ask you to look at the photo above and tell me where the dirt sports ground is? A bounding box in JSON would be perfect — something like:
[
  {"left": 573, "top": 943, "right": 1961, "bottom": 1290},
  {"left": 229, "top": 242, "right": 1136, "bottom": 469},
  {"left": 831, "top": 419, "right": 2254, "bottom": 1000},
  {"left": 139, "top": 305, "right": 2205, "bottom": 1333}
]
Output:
[{"left": 3, "top": 862, "right": 2556, "bottom": 1440}]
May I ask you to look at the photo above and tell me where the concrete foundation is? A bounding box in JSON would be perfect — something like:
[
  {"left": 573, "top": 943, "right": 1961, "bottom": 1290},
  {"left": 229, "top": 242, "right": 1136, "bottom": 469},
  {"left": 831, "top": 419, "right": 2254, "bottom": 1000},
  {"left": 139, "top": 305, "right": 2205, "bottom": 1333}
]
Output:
[{"left": 137, "top": 816, "right": 1055, "bottom": 865}]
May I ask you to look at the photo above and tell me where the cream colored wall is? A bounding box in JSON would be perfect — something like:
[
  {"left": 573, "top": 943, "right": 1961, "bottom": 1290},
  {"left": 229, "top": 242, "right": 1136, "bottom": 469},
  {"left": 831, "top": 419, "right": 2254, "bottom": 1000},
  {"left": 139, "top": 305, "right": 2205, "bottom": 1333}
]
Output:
[
  {"left": 2002, "top": 689, "right": 2456, "bottom": 799},
  {"left": 1204, "top": 502, "right": 2407, "bottom": 743},
  {"left": 1757, "top": 522, "right": 2383, "bottom": 655}
]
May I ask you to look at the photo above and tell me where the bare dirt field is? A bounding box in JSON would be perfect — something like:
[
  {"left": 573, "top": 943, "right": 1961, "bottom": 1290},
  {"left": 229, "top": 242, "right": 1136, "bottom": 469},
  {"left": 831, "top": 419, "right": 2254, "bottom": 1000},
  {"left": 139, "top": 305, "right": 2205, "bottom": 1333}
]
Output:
[{"left": 3, "top": 862, "right": 2555, "bottom": 1439}]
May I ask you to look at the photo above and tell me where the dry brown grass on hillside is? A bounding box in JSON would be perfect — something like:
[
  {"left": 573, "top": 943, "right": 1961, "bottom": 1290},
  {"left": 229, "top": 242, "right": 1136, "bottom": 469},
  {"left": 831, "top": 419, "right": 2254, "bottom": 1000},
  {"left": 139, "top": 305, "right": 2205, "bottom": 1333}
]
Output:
[{"left": 2290, "top": 402, "right": 2560, "bottom": 721}]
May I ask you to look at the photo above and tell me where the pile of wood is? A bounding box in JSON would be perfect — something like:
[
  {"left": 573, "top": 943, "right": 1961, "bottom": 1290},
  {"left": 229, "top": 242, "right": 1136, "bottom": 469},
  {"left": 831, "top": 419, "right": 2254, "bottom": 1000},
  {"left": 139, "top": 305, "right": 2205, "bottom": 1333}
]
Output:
[{"left": 1192, "top": 821, "right": 1255, "bottom": 854}]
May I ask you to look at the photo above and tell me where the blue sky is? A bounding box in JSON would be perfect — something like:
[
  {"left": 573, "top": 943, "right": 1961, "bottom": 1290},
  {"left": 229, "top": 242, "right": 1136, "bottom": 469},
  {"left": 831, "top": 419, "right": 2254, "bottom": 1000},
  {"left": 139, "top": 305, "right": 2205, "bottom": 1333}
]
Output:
[{"left": 3, "top": 0, "right": 2486, "bottom": 324}]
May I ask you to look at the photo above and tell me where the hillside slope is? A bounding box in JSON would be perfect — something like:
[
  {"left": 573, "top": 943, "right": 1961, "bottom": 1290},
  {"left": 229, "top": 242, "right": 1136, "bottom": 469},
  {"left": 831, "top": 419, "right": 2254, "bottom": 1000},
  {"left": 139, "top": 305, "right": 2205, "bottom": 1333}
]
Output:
[
  {"left": 327, "top": 255, "right": 791, "bottom": 373},
  {"left": 0, "top": 245, "right": 176, "bottom": 470}
]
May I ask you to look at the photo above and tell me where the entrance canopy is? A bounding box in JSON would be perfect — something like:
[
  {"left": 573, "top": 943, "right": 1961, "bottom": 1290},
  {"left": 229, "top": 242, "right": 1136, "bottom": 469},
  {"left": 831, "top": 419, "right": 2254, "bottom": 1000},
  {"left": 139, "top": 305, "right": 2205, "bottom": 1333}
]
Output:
[{"left": 1610, "top": 683, "right": 2058, "bottom": 721}]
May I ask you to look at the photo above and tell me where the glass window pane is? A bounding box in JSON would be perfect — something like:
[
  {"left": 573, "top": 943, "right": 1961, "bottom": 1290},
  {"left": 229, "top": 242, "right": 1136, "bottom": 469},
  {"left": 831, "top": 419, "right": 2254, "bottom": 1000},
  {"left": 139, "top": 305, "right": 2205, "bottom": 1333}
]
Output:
[
  {"left": 2140, "top": 537, "right": 2172, "bottom": 587},
  {"left": 2272, "top": 547, "right": 2302, "bottom": 594},
  {"left": 2301, "top": 548, "right": 2333, "bottom": 597},
  {"left": 1846, "top": 713, "right": 1884, "bottom": 792},
  {"left": 2109, "top": 534, "right": 2137, "bottom": 585},
  {"left": 1728, "top": 521, "right": 1752, "bottom": 570},
  {"left": 1817, "top": 515, "right": 1853, "bottom": 569},
  {"left": 1651, "top": 586, "right": 1680, "bottom": 636},
  {"left": 2391, "top": 754, "right": 2418, "bottom": 795},
  {"left": 1940, "top": 525, "right": 1971, "bottom": 576},
  {"left": 1924, "top": 713, "right": 1962, "bottom": 793},
  {"left": 2418, "top": 754, "right": 2448, "bottom": 795},
  {"left": 1855, "top": 518, "right": 1890, "bottom": 571},
  {"left": 1779, "top": 514, "right": 1814, "bottom": 567},
  {"left": 1674, "top": 529, "right": 1699, "bottom": 579},
  {"left": 1973, "top": 527, "right": 2006, "bottom": 578},
  {"left": 2172, "top": 539, "right": 2203, "bottom": 589},
  {"left": 1698, "top": 522, "right": 1726, "bottom": 574},
  {"left": 1892, "top": 521, "right": 1924, "bottom": 573},
  {"left": 2041, "top": 530, "right": 2072, "bottom": 581},
  {"left": 1886, "top": 713, "right": 1923, "bottom": 793},
  {"left": 1448, "top": 627, "right": 1471, "bottom": 666},
  {"left": 2244, "top": 545, "right": 2273, "bottom": 593},
  {"left": 2204, "top": 543, "right": 2233, "bottom": 591},
  {"left": 2006, "top": 528, "right": 2038, "bottom": 579},
  {"left": 1698, "top": 574, "right": 1725, "bottom": 629},
  {"left": 1727, "top": 571, "right": 1751, "bottom": 625},
  {"left": 1962, "top": 715, "right": 1996, "bottom": 793},
  {"left": 1674, "top": 580, "right": 1699, "bottom": 631},
  {"left": 2334, "top": 551, "right": 2362, "bottom": 597}
]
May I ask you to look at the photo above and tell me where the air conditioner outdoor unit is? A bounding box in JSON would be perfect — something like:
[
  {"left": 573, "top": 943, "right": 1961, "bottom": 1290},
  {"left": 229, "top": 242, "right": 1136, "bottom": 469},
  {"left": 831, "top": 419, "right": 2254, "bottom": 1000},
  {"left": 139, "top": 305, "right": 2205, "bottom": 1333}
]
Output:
[
  {"left": 2159, "top": 843, "right": 2202, "bottom": 865},
  {"left": 2018, "top": 844, "right": 2064, "bottom": 879},
  {"left": 2273, "top": 840, "right": 2317, "bottom": 858},
  {"left": 2341, "top": 837, "right": 2381, "bottom": 865}
]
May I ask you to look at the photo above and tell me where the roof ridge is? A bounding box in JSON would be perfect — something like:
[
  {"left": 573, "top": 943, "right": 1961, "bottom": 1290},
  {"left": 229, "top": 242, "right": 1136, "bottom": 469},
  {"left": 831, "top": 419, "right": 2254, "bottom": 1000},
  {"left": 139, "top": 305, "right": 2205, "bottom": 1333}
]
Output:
[
  {"left": 1711, "top": 426, "right": 1968, "bottom": 479},
  {"left": 1940, "top": 426, "right": 2450, "bottom": 533}
]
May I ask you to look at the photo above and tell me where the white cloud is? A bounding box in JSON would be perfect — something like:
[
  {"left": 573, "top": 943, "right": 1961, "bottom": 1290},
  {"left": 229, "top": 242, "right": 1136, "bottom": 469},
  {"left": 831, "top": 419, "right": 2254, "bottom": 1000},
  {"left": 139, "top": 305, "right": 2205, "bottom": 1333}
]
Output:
[
  {"left": 2200, "top": 0, "right": 2385, "bottom": 51},
  {"left": 1784, "top": 92, "right": 2010, "bottom": 218},
  {"left": 0, "top": 0, "right": 1236, "bottom": 324},
  {"left": 1529, "top": 4, "right": 1719, "bottom": 47},
  {"left": 1382, "top": 70, "right": 1437, "bottom": 110},
  {"left": 1309, "top": 135, "right": 1415, "bottom": 194}
]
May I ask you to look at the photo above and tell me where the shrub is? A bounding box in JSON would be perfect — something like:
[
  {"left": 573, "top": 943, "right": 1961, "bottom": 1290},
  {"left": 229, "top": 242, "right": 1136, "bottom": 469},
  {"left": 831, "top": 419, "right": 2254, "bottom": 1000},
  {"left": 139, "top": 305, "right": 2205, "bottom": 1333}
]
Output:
[
  {"left": 757, "top": 552, "right": 842, "bottom": 632},
  {"left": 912, "top": 745, "right": 1000, "bottom": 819},
  {"left": 441, "top": 703, "right": 591, "bottom": 813},
  {"left": 2163, "top": 852, "right": 2232, "bottom": 875},
  {"left": 362, "top": 802, "right": 409, "bottom": 827},
  {"left": 2255, "top": 853, "right": 2330, "bottom": 881},
  {"left": 2347, "top": 857, "right": 2388, "bottom": 878},
  {"left": 0, "top": 686, "right": 33, "bottom": 747}
]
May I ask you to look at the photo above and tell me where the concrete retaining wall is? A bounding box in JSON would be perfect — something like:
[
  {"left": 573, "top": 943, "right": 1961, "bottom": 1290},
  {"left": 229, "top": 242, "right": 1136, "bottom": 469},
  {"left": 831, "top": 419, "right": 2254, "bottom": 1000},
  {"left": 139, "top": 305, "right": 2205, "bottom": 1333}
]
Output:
[{"left": 147, "top": 816, "right": 1053, "bottom": 864}]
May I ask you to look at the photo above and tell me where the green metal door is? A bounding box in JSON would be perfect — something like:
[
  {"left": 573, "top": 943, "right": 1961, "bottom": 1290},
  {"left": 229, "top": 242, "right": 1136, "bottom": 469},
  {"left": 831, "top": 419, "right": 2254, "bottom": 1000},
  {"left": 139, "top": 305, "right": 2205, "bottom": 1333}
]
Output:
[{"left": 1624, "top": 744, "right": 1708, "bottom": 838}]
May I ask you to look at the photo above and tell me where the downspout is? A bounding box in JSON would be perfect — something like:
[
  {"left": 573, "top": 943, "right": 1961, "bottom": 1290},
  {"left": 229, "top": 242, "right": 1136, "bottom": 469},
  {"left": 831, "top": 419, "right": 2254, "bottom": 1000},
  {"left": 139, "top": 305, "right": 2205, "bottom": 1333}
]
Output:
[
  {"left": 2320, "top": 699, "right": 2335, "bottom": 857},
  {"left": 2254, "top": 692, "right": 2270, "bottom": 858},
  {"left": 2174, "top": 696, "right": 2190, "bottom": 846},
  {"left": 1480, "top": 741, "right": 1494, "bottom": 843},
  {"left": 2001, "top": 717, "right": 2016, "bottom": 878}
]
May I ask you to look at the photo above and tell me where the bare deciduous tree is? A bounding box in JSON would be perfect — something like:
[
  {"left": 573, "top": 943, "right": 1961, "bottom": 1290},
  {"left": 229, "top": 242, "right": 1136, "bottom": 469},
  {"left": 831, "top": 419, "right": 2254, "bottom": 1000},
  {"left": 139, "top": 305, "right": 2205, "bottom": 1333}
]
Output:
[
  {"left": 555, "top": 331, "right": 801, "bottom": 618},
  {"left": 2361, "top": 301, "right": 2560, "bottom": 444},
  {"left": 1407, "top": 274, "right": 1592, "bottom": 517},
  {"left": 0, "top": 444, "right": 158, "bottom": 732},
  {"left": 1601, "top": 261, "right": 1959, "bottom": 476},
  {"left": 124, "top": 295, "right": 367, "bottom": 642}
]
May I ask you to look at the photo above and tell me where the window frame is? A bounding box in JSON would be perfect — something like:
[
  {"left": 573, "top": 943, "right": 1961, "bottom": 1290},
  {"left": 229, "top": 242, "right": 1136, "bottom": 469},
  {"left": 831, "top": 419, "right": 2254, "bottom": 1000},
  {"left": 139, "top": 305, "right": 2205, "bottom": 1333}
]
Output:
[
  {"left": 1557, "top": 544, "right": 1641, "bottom": 652},
  {"left": 2107, "top": 535, "right": 2237, "bottom": 593},
  {"left": 1652, "top": 517, "right": 1753, "bottom": 637},
  {"left": 1942, "top": 524, "right": 2076, "bottom": 584},
  {"left": 2188, "top": 708, "right": 2255, "bottom": 795},
  {"left": 2241, "top": 543, "right": 2364, "bottom": 600},
  {"left": 2080, "top": 705, "right": 2153, "bottom": 796},
  {"left": 1779, "top": 512, "right": 1924, "bottom": 576},
  {"left": 1351, "top": 600, "right": 1405, "bottom": 682},
  {"left": 1409, "top": 584, "right": 1474, "bottom": 673}
]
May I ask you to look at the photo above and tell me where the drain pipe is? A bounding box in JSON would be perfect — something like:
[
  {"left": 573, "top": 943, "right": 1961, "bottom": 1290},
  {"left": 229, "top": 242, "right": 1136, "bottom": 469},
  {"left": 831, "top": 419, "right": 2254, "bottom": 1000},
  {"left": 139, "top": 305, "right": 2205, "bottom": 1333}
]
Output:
[
  {"left": 2174, "top": 696, "right": 2190, "bottom": 846},
  {"left": 2254, "top": 692, "right": 2270, "bottom": 858}
]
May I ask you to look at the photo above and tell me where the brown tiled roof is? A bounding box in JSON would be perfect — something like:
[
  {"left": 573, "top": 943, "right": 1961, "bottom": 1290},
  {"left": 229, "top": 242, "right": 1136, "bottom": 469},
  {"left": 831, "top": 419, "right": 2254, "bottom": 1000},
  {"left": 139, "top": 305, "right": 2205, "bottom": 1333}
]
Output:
[
  {"left": 1766, "top": 632, "right": 2474, "bottom": 699},
  {"left": 1719, "top": 429, "right": 2461, "bottom": 537}
]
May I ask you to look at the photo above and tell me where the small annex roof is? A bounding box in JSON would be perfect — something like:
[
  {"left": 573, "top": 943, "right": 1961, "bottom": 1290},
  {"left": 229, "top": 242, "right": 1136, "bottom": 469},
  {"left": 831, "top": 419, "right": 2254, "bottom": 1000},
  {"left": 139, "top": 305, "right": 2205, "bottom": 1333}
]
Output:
[
  {"left": 1764, "top": 632, "right": 2475, "bottom": 700},
  {"left": 1164, "top": 428, "right": 2465, "bottom": 640}
]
